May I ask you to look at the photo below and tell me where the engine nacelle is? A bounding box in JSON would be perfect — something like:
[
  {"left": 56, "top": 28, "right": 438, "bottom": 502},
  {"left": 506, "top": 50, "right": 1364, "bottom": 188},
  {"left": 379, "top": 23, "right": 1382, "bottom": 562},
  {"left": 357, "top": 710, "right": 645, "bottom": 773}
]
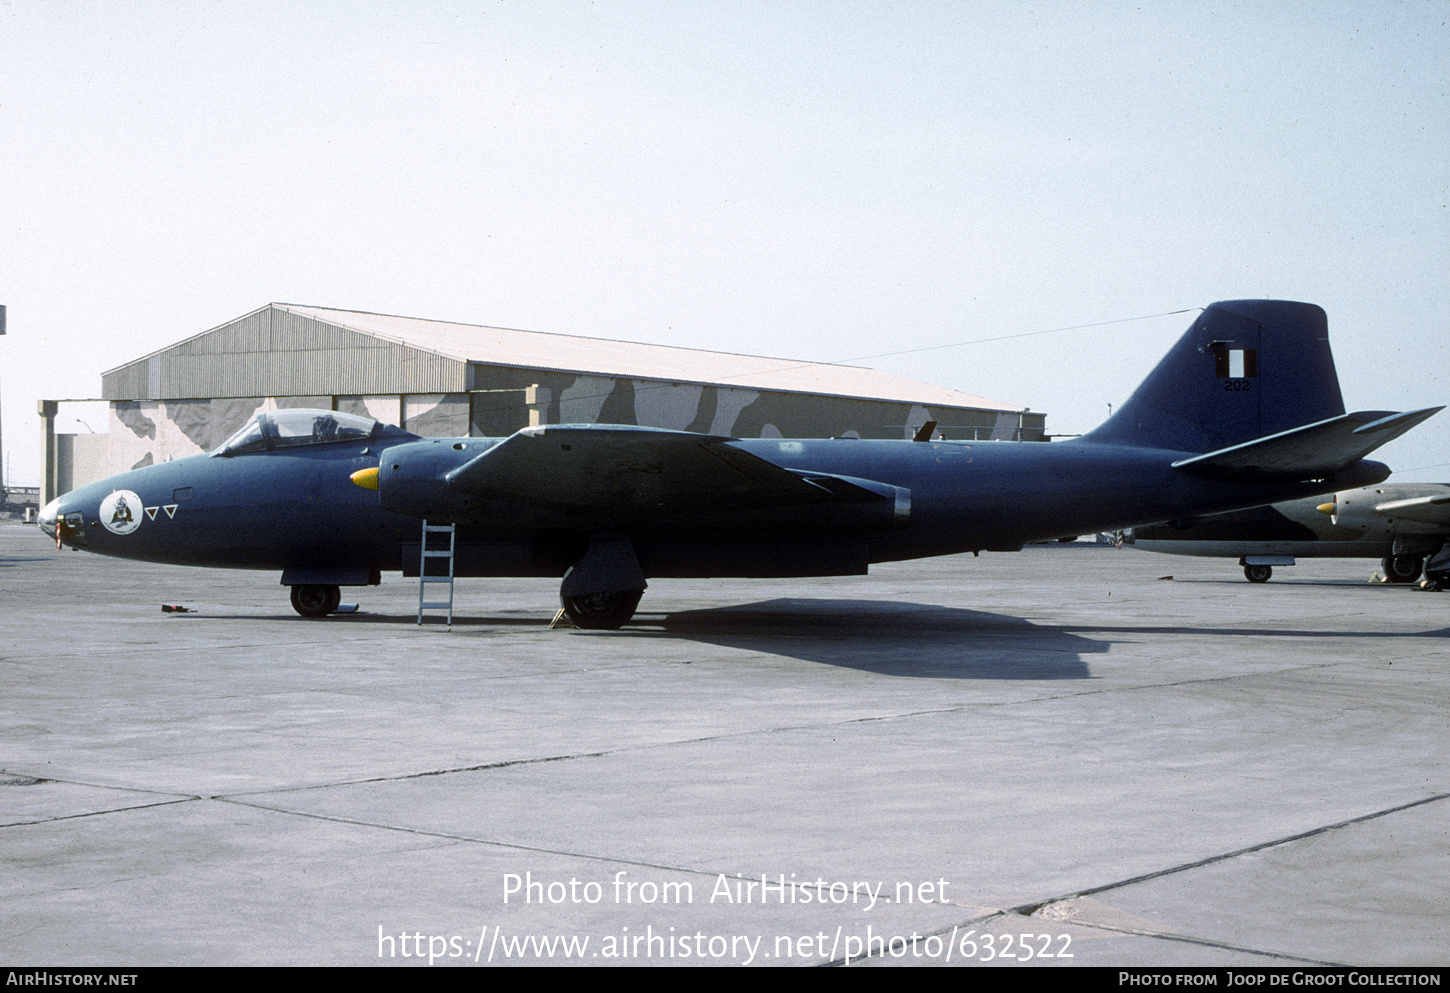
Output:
[
  {"left": 1330, "top": 484, "right": 1450, "bottom": 533},
  {"left": 374, "top": 439, "right": 479, "bottom": 521}
]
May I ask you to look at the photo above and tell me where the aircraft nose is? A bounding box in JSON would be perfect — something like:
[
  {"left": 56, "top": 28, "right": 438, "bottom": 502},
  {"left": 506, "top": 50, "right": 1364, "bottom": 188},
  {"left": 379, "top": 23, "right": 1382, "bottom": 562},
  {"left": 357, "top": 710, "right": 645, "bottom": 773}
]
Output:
[
  {"left": 37, "top": 497, "right": 64, "bottom": 537},
  {"left": 38, "top": 495, "right": 88, "bottom": 547}
]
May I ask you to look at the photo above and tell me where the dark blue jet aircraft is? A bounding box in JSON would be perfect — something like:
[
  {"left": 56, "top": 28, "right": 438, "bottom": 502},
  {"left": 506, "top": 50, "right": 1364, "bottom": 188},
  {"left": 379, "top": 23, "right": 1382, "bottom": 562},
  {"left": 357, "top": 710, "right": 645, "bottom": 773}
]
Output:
[{"left": 40, "top": 301, "right": 1440, "bottom": 628}]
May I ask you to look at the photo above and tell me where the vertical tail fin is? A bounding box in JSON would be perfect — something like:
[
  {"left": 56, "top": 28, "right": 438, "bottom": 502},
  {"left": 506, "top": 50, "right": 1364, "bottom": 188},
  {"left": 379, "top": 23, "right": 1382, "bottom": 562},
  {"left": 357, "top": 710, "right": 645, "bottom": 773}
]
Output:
[{"left": 1081, "top": 300, "right": 1345, "bottom": 453}]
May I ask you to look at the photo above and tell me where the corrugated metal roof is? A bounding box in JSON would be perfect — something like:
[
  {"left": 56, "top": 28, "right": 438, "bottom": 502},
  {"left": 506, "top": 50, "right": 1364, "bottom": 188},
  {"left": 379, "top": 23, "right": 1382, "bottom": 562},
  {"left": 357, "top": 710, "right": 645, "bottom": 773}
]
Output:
[{"left": 271, "top": 304, "right": 1025, "bottom": 412}]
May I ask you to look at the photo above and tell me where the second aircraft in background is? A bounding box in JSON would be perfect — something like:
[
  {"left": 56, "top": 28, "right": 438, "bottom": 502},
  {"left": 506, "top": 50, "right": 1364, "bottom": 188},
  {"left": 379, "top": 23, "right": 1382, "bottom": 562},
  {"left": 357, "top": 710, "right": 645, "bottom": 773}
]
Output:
[{"left": 1131, "top": 483, "right": 1450, "bottom": 584}]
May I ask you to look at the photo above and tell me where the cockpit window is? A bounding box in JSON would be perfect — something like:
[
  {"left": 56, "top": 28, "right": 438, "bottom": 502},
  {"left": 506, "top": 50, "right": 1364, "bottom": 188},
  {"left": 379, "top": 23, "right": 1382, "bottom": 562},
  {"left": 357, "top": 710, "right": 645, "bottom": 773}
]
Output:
[
  {"left": 218, "top": 415, "right": 269, "bottom": 455},
  {"left": 270, "top": 409, "right": 375, "bottom": 448},
  {"left": 215, "top": 409, "right": 379, "bottom": 455}
]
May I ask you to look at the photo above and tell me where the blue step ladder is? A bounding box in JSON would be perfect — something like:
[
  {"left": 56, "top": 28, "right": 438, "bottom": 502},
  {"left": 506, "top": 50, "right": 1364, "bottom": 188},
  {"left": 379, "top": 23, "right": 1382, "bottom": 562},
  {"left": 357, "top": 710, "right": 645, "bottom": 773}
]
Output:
[{"left": 417, "top": 521, "right": 456, "bottom": 626}]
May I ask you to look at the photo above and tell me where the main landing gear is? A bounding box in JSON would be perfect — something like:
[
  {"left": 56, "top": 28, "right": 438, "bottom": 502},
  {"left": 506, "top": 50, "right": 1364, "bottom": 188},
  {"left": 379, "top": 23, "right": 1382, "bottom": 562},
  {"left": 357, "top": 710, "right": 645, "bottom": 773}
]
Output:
[
  {"left": 557, "top": 533, "right": 647, "bottom": 630},
  {"left": 1243, "top": 563, "right": 1273, "bottom": 583},
  {"left": 284, "top": 582, "right": 645, "bottom": 626},
  {"left": 1381, "top": 555, "right": 1424, "bottom": 584},
  {"left": 560, "top": 590, "right": 643, "bottom": 630},
  {"left": 290, "top": 584, "right": 341, "bottom": 618}
]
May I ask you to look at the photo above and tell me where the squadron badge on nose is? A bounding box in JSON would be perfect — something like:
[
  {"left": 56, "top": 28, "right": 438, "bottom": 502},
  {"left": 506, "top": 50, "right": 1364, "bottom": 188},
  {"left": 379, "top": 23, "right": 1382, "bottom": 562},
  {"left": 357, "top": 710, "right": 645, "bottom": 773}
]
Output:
[{"left": 100, "top": 490, "right": 143, "bottom": 535}]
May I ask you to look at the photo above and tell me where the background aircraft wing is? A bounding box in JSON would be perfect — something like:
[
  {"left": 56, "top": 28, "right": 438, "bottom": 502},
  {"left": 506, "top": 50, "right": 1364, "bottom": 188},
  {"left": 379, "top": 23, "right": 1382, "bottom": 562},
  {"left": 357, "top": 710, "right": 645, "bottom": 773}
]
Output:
[
  {"left": 1368, "top": 490, "right": 1450, "bottom": 527},
  {"left": 1171, "top": 407, "right": 1442, "bottom": 482},
  {"left": 1374, "top": 492, "right": 1450, "bottom": 513}
]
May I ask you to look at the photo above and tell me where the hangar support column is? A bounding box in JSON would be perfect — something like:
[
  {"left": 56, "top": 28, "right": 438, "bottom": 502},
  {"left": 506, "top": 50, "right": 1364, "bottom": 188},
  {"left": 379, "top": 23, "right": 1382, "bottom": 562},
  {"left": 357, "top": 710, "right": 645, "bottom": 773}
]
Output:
[
  {"left": 526, "top": 384, "right": 552, "bottom": 428},
  {"left": 38, "top": 400, "right": 57, "bottom": 506}
]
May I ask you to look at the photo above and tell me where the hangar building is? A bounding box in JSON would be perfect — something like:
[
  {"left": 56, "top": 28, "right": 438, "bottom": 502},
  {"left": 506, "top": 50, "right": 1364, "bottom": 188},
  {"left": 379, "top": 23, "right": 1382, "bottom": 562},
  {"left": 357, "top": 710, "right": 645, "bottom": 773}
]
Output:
[{"left": 42, "top": 303, "right": 1045, "bottom": 500}]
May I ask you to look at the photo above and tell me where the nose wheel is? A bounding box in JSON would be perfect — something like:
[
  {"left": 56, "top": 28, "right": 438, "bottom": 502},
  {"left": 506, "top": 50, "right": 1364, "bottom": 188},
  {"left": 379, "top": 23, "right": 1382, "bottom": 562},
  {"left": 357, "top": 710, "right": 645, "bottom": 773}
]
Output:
[{"left": 291, "top": 584, "right": 341, "bottom": 618}]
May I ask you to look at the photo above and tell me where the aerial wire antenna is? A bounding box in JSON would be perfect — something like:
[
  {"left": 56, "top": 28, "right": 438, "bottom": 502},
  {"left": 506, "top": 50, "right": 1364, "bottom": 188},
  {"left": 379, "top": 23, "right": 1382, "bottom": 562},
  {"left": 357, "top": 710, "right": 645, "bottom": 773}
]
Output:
[{"left": 462, "top": 306, "right": 1202, "bottom": 423}]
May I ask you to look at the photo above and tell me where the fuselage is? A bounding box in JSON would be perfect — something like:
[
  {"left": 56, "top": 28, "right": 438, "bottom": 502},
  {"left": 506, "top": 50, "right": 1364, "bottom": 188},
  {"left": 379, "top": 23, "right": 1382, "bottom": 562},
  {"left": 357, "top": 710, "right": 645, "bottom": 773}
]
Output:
[{"left": 42, "top": 419, "right": 1390, "bottom": 581}]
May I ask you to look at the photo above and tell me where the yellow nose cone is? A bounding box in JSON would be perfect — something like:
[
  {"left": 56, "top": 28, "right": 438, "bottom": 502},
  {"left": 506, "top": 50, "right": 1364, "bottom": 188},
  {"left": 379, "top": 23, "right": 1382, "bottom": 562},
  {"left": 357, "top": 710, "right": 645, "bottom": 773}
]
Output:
[
  {"left": 1316, "top": 502, "right": 1335, "bottom": 515},
  {"left": 350, "top": 466, "right": 380, "bottom": 490}
]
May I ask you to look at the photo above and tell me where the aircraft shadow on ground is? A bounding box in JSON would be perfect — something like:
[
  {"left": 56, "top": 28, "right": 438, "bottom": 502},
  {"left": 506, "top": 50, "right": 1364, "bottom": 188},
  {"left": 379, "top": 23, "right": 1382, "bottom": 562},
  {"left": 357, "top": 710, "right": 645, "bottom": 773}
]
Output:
[
  {"left": 180, "top": 600, "right": 1101, "bottom": 679},
  {"left": 633, "top": 598, "right": 1104, "bottom": 680}
]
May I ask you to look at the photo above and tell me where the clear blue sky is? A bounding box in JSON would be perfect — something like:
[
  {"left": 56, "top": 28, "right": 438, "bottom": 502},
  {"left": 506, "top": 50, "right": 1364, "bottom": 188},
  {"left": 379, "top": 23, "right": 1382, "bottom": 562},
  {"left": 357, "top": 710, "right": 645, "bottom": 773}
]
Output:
[{"left": 2, "top": 1, "right": 1445, "bottom": 487}]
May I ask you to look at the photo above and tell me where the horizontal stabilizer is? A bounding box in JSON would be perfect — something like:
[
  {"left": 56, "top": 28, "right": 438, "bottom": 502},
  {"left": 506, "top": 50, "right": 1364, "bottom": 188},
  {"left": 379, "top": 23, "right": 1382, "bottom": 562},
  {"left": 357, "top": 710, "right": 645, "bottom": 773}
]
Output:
[
  {"left": 443, "top": 424, "right": 903, "bottom": 526},
  {"left": 1171, "top": 407, "right": 1442, "bottom": 482}
]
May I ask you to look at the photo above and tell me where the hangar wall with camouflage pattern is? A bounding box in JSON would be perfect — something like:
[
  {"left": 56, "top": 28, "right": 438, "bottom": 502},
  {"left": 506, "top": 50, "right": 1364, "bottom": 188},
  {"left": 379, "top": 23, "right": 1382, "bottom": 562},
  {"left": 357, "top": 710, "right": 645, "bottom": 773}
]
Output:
[{"left": 49, "top": 303, "right": 1044, "bottom": 497}]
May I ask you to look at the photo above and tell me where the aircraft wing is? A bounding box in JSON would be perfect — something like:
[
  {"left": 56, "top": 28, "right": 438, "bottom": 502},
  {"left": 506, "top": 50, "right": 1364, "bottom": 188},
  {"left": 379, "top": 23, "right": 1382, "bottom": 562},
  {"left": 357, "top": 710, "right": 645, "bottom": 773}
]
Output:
[
  {"left": 442, "top": 424, "right": 899, "bottom": 524},
  {"left": 1369, "top": 491, "right": 1450, "bottom": 527},
  {"left": 1170, "top": 407, "right": 1443, "bottom": 482},
  {"left": 1374, "top": 492, "right": 1450, "bottom": 513}
]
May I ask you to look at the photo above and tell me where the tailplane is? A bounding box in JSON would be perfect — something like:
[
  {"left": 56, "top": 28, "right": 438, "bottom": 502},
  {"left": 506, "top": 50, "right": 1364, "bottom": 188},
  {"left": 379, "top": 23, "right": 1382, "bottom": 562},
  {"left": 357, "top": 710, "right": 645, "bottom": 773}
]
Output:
[
  {"left": 1170, "top": 407, "right": 1441, "bottom": 482},
  {"left": 1082, "top": 300, "right": 1345, "bottom": 454}
]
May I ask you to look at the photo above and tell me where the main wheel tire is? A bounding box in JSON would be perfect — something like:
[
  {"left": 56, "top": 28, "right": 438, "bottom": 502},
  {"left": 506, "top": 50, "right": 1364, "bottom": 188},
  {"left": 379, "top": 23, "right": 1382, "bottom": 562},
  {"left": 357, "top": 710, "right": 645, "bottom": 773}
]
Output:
[
  {"left": 1243, "top": 564, "right": 1273, "bottom": 583},
  {"left": 1381, "top": 555, "right": 1423, "bottom": 584},
  {"left": 560, "top": 590, "right": 643, "bottom": 630},
  {"left": 291, "top": 584, "right": 341, "bottom": 618}
]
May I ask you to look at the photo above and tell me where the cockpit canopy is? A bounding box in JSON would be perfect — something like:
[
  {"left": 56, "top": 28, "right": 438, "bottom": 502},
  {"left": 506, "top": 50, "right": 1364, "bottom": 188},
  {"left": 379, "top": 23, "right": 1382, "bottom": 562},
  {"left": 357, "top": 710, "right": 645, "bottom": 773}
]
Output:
[{"left": 215, "top": 409, "right": 387, "bottom": 456}]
